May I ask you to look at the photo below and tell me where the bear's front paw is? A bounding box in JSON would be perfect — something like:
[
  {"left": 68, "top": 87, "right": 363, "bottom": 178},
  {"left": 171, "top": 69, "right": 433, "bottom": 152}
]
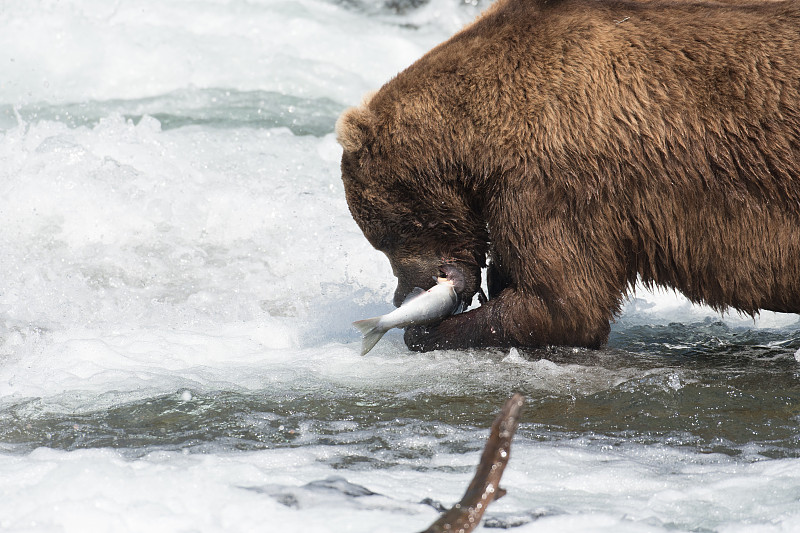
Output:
[
  {"left": 404, "top": 324, "right": 442, "bottom": 352},
  {"left": 404, "top": 310, "right": 488, "bottom": 351}
]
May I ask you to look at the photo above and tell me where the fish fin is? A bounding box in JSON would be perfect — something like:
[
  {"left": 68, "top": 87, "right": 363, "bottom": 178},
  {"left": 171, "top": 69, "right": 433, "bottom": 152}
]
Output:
[
  {"left": 352, "top": 317, "right": 386, "bottom": 356},
  {"left": 402, "top": 287, "right": 427, "bottom": 306}
]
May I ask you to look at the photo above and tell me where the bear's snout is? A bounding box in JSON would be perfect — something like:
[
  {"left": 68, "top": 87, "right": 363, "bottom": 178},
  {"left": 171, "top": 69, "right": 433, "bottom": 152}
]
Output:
[{"left": 392, "top": 259, "right": 480, "bottom": 309}]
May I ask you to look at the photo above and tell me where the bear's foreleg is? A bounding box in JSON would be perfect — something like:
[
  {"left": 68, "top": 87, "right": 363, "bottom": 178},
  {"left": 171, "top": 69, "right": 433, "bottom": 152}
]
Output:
[{"left": 404, "top": 286, "right": 611, "bottom": 351}]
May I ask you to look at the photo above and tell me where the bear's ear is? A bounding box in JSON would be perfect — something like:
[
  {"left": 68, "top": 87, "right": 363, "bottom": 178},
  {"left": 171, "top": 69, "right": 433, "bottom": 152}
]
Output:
[{"left": 336, "top": 94, "right": 377, "bottom": 152}]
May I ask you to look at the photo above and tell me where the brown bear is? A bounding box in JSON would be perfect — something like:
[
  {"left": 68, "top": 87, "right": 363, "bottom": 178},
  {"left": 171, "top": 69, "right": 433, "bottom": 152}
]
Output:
[{"left": 336, "top": 0, "right": 800, "bottom": 352}]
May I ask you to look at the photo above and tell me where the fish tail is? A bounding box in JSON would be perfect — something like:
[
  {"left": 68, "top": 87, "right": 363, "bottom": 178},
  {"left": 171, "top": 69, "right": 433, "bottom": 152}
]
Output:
[{"left": 352, "top": 317, "right": 386, "bottom": 356}]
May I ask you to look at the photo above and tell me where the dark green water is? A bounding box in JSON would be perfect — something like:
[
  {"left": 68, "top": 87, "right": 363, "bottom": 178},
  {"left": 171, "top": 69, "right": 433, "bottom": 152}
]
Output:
[
  {"left": 0, "top": 88, "right": 344, "bottom": 136},
  {"left": 3, "top": 321, "right": 798, "bottom": 465}
]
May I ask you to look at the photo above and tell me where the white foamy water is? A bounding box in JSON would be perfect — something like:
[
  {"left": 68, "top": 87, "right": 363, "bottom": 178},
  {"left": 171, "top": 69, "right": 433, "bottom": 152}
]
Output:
[{"left": 1, "top": 1, "right": 800, "bottom": 532}]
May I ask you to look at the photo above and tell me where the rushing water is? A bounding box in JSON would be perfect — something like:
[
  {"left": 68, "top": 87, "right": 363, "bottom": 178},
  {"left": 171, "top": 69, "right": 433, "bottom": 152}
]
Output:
[{"left": 1, "top": 1, "right": 800, "bottom": 532}]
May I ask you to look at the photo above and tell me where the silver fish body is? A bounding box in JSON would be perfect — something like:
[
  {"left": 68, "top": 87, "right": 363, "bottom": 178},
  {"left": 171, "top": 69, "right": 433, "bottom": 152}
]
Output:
[{"left": 353, "top": 278, "right": 458, "bottom": 355}]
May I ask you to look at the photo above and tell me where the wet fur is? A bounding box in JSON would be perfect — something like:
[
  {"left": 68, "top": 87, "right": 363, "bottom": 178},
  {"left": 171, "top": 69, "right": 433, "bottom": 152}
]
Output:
[{"left": 338, "top": 0, "right": 800, "bottom": 350}]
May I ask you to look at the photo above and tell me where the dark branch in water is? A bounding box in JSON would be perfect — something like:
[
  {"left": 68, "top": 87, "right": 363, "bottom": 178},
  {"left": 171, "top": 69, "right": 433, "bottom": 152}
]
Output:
[{"left": 420, "top": 393, "right": 525, "bottom": 533}]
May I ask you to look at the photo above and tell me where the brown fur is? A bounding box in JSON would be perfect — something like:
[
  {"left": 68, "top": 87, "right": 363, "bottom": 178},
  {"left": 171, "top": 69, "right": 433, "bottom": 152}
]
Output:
[{"left": 338, "top": 0, "right": 800, "bottom": 350}]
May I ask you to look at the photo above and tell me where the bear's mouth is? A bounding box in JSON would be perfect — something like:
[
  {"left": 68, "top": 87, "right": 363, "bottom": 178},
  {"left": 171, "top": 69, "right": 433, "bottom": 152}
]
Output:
[
  {"left": 442, "top": 257, "right": 482, "bottom": 308},
  {"left": 391, "top": 254, "right": 483, "bottom": 309}
]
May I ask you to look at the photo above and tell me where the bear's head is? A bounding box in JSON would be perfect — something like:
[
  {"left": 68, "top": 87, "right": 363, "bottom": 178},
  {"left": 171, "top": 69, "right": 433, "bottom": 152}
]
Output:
[{"left": 336, "top": 95, "right": 487, "bottom": 308}]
